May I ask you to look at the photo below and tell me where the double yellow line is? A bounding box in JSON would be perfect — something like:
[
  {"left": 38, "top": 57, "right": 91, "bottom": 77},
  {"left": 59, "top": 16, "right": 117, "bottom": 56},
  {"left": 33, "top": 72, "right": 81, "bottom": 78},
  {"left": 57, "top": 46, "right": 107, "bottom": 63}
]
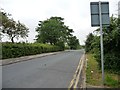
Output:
[{"left": 68, "top": 54, "right": 84, "bottom": 90}]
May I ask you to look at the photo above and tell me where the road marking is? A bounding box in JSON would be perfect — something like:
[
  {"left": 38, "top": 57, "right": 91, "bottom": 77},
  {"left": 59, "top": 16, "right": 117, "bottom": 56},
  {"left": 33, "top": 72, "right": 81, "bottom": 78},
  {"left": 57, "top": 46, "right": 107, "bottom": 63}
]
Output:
[
  {"left": 74, "top": 57, "right": 84, "bottom": 88},
  {"left": 68, "top": 54, "right": 84, "bottom": 89},
  {"left": 68, "top": 60, "right": 81, "bottom": 88}
]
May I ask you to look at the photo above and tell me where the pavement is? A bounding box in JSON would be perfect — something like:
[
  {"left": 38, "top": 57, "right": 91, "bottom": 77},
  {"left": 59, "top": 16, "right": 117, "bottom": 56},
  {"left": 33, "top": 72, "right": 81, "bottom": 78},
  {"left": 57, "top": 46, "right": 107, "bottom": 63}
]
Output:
[{"left": 2, "top": 49, "right": 85, "bottom": 88}]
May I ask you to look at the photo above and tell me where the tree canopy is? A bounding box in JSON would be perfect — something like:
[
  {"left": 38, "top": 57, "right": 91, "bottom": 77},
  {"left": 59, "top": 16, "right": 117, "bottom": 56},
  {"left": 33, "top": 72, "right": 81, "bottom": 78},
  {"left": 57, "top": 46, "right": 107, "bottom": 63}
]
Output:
[
  {"left": 0, "top": 9, "right": 29, "bottom": 43},
  {"left": 35, "top": 16, "right": 80, "bottom": 49}
]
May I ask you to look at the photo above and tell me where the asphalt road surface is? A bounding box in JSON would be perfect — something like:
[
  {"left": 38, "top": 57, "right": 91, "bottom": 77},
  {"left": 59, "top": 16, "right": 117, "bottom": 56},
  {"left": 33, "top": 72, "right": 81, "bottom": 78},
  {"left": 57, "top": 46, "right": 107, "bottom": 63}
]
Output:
[{"left": 2, "top": 49, "right": 84, "bottom": 88}]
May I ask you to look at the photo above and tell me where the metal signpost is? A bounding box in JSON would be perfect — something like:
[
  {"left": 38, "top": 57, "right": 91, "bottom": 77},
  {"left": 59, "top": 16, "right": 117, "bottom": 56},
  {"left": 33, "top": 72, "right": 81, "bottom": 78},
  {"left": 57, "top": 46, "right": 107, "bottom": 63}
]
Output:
[{"left": 90, "top": 1, "right": 110, "bottom": 86}]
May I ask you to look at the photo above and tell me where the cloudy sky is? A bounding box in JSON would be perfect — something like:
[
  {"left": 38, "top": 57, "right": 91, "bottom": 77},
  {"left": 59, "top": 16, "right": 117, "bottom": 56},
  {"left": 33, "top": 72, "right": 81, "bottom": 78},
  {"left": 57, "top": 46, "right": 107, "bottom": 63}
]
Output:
[{"left": 0, "top": 0, "right": 119, "bottom": 45}]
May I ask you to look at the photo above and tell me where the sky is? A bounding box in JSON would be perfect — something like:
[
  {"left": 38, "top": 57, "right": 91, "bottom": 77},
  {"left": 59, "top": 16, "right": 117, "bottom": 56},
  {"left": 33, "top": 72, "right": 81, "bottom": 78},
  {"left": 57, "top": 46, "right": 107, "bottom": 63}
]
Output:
[{"left": 0, "top": 0, "right": 119, "bottom": 45}]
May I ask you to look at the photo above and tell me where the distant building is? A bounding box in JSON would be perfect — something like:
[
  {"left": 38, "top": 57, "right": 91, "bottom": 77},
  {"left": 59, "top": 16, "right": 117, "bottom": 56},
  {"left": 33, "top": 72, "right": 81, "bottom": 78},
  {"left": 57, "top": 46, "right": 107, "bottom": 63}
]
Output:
[{"left": 119, "top": 1, "right": 120, "bottom": 18}]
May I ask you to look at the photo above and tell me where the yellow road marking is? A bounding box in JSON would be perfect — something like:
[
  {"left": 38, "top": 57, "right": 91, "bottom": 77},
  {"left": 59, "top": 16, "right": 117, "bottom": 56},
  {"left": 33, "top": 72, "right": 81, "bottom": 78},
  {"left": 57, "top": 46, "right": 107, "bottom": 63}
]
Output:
[
  {"left": 68, "top": 54, "right": 84, "bottom": 89},
  {"left": 74, "top": 57, "right": 84, "bottom": 88}
]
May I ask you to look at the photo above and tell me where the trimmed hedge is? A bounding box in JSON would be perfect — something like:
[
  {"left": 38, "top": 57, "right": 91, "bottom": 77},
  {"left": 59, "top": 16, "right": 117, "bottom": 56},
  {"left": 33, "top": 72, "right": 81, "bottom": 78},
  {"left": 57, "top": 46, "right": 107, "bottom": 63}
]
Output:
[{"left": 2, "top": 43, "right": 63, "bottom": 59}]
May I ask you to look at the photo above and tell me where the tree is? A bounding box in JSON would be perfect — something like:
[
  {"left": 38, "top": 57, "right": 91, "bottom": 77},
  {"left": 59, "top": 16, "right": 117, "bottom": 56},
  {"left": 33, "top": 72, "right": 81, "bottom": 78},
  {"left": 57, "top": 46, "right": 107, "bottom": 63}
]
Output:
[
  {"left": 68, "top": 36, "right": 80, "bottom": 49},
  {"left": 0, "top": 10, "right": 29, "bottom": 43},
  {"left": 85, "top": 33, "right": 94, "bottom": 52},
  {"left": 35, "top": 16, "right": 74, "bottom": 47},
  {"left": 36, "top": 17, "right": 63, "bottom": 44}
]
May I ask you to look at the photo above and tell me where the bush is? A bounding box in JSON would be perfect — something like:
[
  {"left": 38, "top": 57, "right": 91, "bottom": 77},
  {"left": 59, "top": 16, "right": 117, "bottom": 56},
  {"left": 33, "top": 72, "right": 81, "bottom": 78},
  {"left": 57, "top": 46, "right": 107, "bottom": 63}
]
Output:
[
  {"left": 85, "top": 16, "right": 120, "bottom": 73},
  {"left": 104, "top": 52, "right": 120, "bottom": 73},
  {"left": 55, "top": 41, "right": 65, "bottom": 50},
  {"left": 2, "top": 42, "right": 62, "bottom": 59}
]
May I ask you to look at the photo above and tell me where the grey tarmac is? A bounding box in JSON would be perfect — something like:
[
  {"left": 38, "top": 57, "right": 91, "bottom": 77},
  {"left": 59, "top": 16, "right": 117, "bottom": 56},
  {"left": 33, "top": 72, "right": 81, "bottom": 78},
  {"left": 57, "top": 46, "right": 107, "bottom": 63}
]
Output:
[{"left": 2, "top": 49, "right": 84, "bottom": 88}]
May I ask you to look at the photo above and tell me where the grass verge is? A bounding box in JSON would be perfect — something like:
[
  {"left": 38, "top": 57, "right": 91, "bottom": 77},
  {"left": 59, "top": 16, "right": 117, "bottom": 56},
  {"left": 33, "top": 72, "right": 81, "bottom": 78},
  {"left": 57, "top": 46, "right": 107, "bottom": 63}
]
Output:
[{"left": 86, "top": 53, "right": 119, "bottom": 88}]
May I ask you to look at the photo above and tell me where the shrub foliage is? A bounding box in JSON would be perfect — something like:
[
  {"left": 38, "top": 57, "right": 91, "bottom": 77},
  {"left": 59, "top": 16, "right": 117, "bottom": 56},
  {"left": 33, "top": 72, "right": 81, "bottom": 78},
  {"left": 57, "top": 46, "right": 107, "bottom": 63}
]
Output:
[
  {"left": 85, "top": 16, "right": 120, "bottom": 73},
  {"left": 2, "top": 43, "right": 63, "bottom": 59}
]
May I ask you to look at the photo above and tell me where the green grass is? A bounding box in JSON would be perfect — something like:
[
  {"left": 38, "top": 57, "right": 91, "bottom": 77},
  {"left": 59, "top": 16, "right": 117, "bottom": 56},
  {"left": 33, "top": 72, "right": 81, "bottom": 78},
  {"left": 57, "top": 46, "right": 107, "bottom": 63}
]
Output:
[
  {"left": 86, "top": 53, "right": 102, "bottom": 86},
  {"left": 86, "top": 53, "right": 119, "bottom": 88},
  {"left": 104, "top": 73, "right": 119, "bottom": 87}
]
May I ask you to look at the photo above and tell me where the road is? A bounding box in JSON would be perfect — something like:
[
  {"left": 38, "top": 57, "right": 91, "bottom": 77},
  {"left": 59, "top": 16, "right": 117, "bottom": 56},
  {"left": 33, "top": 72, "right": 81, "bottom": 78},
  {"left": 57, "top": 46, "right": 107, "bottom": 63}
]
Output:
[{"left": 2, "top": 49, "right": 84, "bottom": 88}]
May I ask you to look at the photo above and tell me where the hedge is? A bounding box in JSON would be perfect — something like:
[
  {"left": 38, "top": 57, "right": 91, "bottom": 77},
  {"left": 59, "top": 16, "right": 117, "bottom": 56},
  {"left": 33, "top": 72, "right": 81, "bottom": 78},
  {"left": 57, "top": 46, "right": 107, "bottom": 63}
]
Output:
[{"left": 2, "top": 42, "right": 63, "bottom": 59}]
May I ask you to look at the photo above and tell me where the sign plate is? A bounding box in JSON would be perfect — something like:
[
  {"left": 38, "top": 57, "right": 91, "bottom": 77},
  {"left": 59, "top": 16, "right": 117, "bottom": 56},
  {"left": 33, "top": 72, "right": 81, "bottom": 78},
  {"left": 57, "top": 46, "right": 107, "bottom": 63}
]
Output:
[{"left": 90, "top": 2, "right": 110, "bottom": 26}]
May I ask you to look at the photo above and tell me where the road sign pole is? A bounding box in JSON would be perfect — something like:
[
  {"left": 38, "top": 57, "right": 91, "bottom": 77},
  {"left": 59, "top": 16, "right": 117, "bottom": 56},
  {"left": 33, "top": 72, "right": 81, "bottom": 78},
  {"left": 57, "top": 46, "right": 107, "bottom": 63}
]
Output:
[{"left": 99, "top": 1, "right": 104, "bottom": 86}]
